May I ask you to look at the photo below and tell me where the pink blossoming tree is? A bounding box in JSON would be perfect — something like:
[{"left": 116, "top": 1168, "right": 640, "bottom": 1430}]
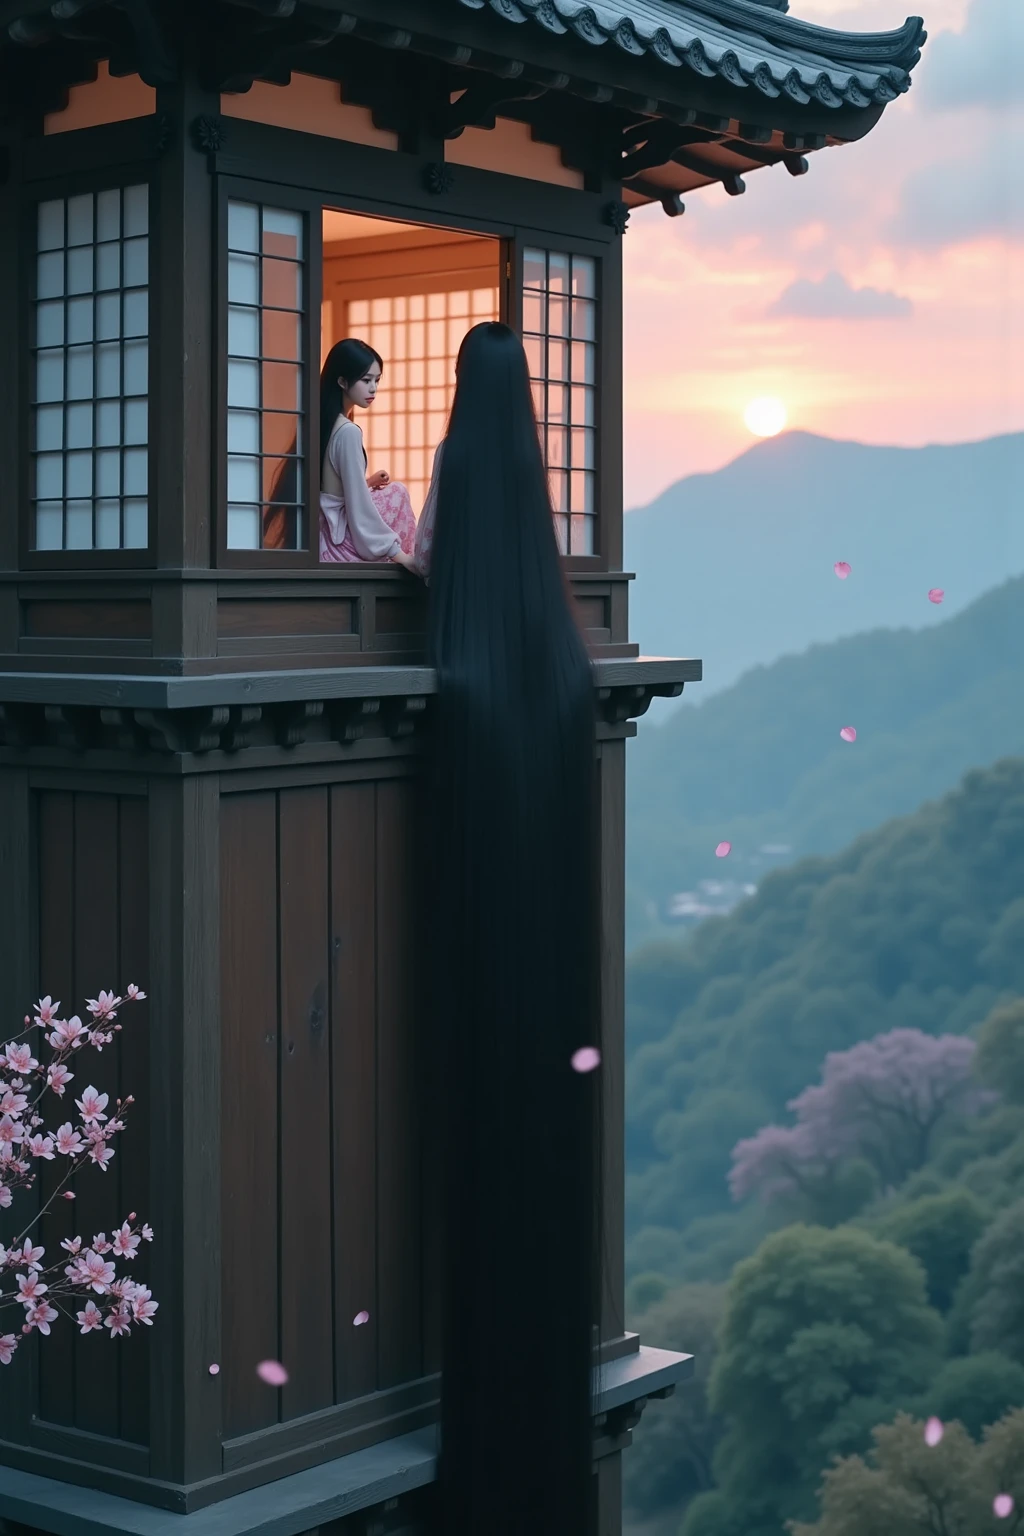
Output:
[
  {"left": 0, "top": 987, "right": 157, "bottom": 1365},
  {"left": 731, "top": 1028, "right": 984, "bottom": 1207}
]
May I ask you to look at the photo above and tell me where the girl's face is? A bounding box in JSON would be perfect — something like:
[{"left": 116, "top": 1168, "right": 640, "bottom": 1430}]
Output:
[{"left": 341, "top": 360, "right": 381, "bottom": 411}]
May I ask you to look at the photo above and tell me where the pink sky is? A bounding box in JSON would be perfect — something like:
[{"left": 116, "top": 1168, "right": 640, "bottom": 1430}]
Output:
[{"left": 622, "top": 0, "right": 1024, "bottom": 503}]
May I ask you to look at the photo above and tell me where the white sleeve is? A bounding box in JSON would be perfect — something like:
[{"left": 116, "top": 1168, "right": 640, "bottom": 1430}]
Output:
[
  {"left": 413, "top": 439, "right": 444, "bottom": 579},
  {"left": 329, "top": 426, "right": 401, "bottom": 561}
]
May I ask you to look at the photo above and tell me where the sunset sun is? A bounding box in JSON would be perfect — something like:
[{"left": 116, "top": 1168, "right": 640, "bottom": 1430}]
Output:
[{"left": 744, "top": 397, "right": 788, "bottom": 438}]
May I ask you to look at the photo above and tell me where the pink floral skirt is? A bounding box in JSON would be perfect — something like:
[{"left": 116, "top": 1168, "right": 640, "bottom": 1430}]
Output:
[{"left": 319, "top": 482, "right": 417, "bottom": 563}]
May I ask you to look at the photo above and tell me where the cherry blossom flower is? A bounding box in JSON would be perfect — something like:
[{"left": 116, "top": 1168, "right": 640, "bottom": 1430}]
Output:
[
  {"left": 4, "top": 1043, "right": 37, "bottom": 1074},
  {"left": 76, "top": 1301, "right": 104, "bottom": 1334},
  {"left": 571, "top": 1046, "right": 601, "bottom": 1073},
  {"left": 924, "top": 1416, "right": 944, "bottom": 1447},
  {"left": 89, "top": 1142, "right": 115, "bottom": 1171},
  {"left": 61, "top": 1236, "right": 83, "bottom": 1255},
  {"left": 839, "top": 726, "right": 857, "bottom": 742},
  {"left": 0, "top": 1188, "right": 11, "bottom": 1210},
  {"left": 91, "top": 1233, "right": 113, "bottom": 1254},
  {"left": 131, "top": 1286, "right": 158, "bottom": 1325},
  {"left": 715, "top": 841, "right": 732, "bottom": 858},
  {"left": 86, "top": 992, "right": 122, "bottom": 1022},
  {"left": 833, "top": 561, "right": 851, "bottom": 579},
  {"left": 27, "top": 1133, "right": 55, "bottom": 1160},
  {"left": 0, "top": 1333, "right": 17, "bottom": 1363},
  {"left": 105, "top": 1305, "right": 132, "bottom": 1337},
  {"left": 62, "top": 1191, "right": 76, "bottom": 1201},
  {"left": 16, "top": 1271, "right": 48, "bottom": 1305},
  {"left": 75, "top": 1087, "right": 109, "bottom": 1125},
  {"left": 928, "top": 588, "right": 944, "bottom": 604},
  {"left": 112, "top": 1223, "right": 140, "bottom": 1261},
  {"left": 209, "top": 1363, "right": 221, "bottom": 1375},
  {"left": 0, "top": 1086, "right": 28, "bottom": 1116},
  {"left": 142, "top": 1224, "right": 154, "bottom": 1242},
  {"left": 353, "top": 1310, "right": 370, "bottom": 1327},
  {"left": 10, "top": 1240, "right": 44, "bottom": 1272},
  {"left": 256, "top": 1359, "right": 289, "bottom": 1386},
  {"left": 46, "top": 1063, "right": 74, "bottom": 1096},
  {"left": 126, "top": 985, "right": 146, "bottom": 1001},
  {"left": 0, "top": 1114, "right": 25, "bottom": 1152},
  {"left": 994, "top": 1495, "right": 1015, "bottom": 1518},
  {"left": 48, "top": 1016, "right": 88, "bottom": 1051},
  {"left": 34, "top": 998, "right": 61, "bottom": 1026},
  {"left": 55, "top": 1122, "right": 85, "bottom": 1157},
  {"left": 70, "top": 1249, "right": 116, "bottom": 1294},
  {"left": 24, "top": 1302, "right": 58, "bottom": 1336}
]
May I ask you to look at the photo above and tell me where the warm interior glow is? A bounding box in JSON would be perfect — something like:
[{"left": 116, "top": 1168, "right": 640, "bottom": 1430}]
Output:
[
  {"left": 321, "top": 211, "right": 501, "bottom": 512},
  {"left": 743, "top": 396, "right": 788, "bottom": 437}
]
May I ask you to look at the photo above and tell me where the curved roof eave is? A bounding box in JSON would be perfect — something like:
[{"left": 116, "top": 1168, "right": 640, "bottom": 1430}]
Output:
[{"left": 454, "top": 0, "right": 926, "bottom": 111}]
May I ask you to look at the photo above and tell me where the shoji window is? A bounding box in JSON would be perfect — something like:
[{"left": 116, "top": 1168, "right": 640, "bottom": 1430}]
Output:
[
  {"left": 349, "top": 286, "right": 499, "bottom": 513},
  {"left": 31, "top": 185, "right": 149, "bottom": 551},
  {"left": 226, "top": 200, "right": 306, "bottom": 550},
  {"left": 522, "top": 248, "right": 597, "bottom": 556}
]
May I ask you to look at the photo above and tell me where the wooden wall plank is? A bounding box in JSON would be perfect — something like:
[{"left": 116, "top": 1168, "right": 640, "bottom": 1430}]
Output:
[
  {"left": 328, "top": 783, "right": 378, "bottom": 1403},
  {"left": 117, "top": 795, "right": 151, "bottom": 1447},
  {"left": 278, "top": 787, "right": 333, "bottom": 1420},
  {"left": 375, "top": 780, "right": 421, "bottom": 1389},
  {"left": 72, "top": 794, "right": 121, "bottom": 1438},
  {"left": 35, "top": 792, "right": 77, "bottom": 1428},
  {"left": 598, "top": 744, "right": 626, "bottom": 1344},
  {"left": 220, "top": 792, "right": 280, "bottom": 1438}
]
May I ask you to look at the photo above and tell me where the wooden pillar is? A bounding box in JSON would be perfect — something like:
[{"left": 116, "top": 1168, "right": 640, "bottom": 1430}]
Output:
[{"left": 146, "top": 775, "right": 222, "bottom": 1485}]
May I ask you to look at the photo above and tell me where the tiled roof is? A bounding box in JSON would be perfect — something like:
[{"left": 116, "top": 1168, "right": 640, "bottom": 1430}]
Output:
[{"left": 455, "top": 0, "right": 926, "bottom": 109}]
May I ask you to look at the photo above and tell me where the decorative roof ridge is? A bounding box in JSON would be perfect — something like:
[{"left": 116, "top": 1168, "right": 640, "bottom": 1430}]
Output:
[{"left": 457, "top": 0, "right": 927, "bottom": 79}]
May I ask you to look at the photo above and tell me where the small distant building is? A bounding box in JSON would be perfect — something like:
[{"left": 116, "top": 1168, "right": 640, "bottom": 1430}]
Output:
[{"left": 0, "top": 3, "right": 923, "bottom": 1534}]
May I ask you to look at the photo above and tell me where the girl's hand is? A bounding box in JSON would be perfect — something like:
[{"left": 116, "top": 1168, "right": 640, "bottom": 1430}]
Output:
[
  {"left": 391, "top": 550, "right": 419, "bottom": 573},
  {"left": 367, "top": 470, "right": 390, "bottom": 491}
]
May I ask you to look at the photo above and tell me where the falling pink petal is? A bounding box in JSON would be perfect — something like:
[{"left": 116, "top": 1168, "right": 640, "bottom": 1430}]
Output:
[
  {"left": 571, "top": 1046, "right": 601, "bottom": 1074},
  {"left": 353, "top": 1310, "right": 370, "bottom": 1327},
  {"left": 715, "top": 841, "right": 732, "bottom": 858},
  {"left": 994, "top": 1495, "right": 1014, "bottom": 1519},
  {"left": 833, "top": 561, "right": 851, "bottom": 580},
  {"left": 208, "top": 1363, "right": 220, "bottom": 1376},
  {"left": 924, "top": 1416, "right": 944, "bottom": 1447},
  {"left": 256, "top": 1359, "right": 288, "bottom": 1387},
  {"left": 928, "top": 588, "right": 944, "bottom": 604},
  {"left": 840, "top": 726, "right": 857, "bottom": 743}
]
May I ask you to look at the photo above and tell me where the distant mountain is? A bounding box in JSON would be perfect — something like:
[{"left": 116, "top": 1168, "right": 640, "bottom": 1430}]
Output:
[
  {"left": 624, "top": 431, "right": 1024, "bottom": 702},
  {"left": 625, "top": 576, "right": 1024, "bottom": 951}
]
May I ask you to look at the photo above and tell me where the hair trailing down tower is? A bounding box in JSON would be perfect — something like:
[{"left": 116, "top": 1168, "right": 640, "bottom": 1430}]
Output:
[{"left": 0, "top": 4, "right": 923, "bottom": 1535}]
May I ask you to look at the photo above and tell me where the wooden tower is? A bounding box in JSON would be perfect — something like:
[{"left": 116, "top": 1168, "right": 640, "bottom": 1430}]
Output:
[{"left": 0, "top": 3, "right": 923, "bottom": 1534}]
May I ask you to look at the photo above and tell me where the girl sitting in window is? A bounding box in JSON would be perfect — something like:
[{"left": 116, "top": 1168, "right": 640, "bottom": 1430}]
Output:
[{"left": 318, "top": 338, "right": 418, "bottom": 567}]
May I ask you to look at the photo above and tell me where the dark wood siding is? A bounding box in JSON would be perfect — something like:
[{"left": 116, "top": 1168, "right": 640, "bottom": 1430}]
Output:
[
  {"left": 220, "top": 777, "right": 425, "bottom": 1435},
  {"left": 34, "top": 790, "right": 152, "bottom": 1447}
]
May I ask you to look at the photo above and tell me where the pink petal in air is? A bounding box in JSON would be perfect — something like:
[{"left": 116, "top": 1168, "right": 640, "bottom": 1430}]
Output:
[
  {"left": 715, "top": 842, "right": 732, "bottom": 858},
  {"left": 353, "top": 1310, "right": 370, "bottom": 1327},
  {"left": 256, "top": 1359, "right": 289, "bottom": 1387},
  {"left": 924, "top": 1416, "right": 944, "bottom": 1447},
  {"left": 208, "top": 1364, "right": 220, "bottom": 1376},
  {"left": 833, "top": 561, "right": 851, "bottom": 580},
  {"left": 840, "top": 726, "right": 857, "bottom": 743},
  {"left": 571, "top": 1046, "right": 601, "bottom": 1074},
  {"left": 994, "top": 1495, "right": 1014, "bottom": 1519},
  {"left": 928, "top": 588, "right": 945, "bottom": 604}
]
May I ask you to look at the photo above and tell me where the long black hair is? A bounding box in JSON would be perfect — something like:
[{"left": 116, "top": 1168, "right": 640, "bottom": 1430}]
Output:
[
  {"left": 318, "top": 337, "right": 382, "bottom": 471},
  {"left": 426, "top": 321, "right": 604, "bottom": 1536}
]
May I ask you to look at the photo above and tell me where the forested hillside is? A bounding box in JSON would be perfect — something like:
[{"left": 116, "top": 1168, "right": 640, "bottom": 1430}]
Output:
[
  {"left": 622, "top": 759, "right": 1024, "bottom": 1535},
  {"left": 626, "top": 576, "right": 1024, "bottom": 950}
]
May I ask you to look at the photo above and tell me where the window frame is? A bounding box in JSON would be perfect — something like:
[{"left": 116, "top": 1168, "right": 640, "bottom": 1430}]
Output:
[
  {"left": 508, "top": 226, "right": 614, "bottom": 572},
  {"left": 18, "top": 162, "right": 158, "bottom": 571},
  {"left": 215, "top": 176, "right": 322, "bottom": 570}
]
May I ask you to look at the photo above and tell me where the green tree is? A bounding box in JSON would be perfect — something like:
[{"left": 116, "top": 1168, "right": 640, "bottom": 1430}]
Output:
[
  {"left": 976, "top": 998, "right": 1024, "bottom": 1105},
  {"left": 965, "top": 1199, "right": 1024, "bottom": 1362},
  {"left": 623, "top": 1283, "right": 726, "bottom": 1524},
  {"left": 919, "top": 1354, "right": 1024, "bottom": 1441},
  {"left": 790, "top": 1410, "right": 1024, "bottom": 1535},
  {"left": 688, "top": 1226, "right": 943, "bottom": 1533},
  {"left": 874, "top": 1188, "right": 989, "bottom": 1312}
]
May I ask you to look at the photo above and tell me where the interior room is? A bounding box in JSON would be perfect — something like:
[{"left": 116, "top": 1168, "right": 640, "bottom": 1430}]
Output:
[{"left": 321, "top": 211, "right": 502, "bottom": 515}]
